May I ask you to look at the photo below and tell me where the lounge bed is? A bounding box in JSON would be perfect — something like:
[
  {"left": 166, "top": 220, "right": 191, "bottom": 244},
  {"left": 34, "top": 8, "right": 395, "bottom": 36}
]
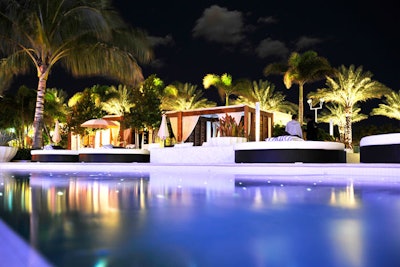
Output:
[
  {"left": 234, "top": 141, "right": 346, "bottom": 163},
  {"left": 31, "top": 149, "right": 79, "bottom": 162},
  {"left": 78, "top": 148, "right": 150, "bottom": 163},
  {"left": 360, "top": 133, "right": 400, "bottom": 163}
]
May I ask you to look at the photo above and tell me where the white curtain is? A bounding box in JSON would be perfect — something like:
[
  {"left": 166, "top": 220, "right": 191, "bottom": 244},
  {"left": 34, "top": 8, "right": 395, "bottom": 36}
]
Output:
[{"left": 169, "top": 115, "right": 200, "bottom": 143}]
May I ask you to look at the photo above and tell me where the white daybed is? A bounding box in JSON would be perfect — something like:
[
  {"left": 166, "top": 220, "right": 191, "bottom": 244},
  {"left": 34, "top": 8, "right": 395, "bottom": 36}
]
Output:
[
  {"left": 31, "top": 149, "right": 79, "bottom": 162},
  {"left": 234, "top": 141, "right": 346, "bottom": 163},
  {"left": 78, "top": 148, "right": 150, "bottom": 163},
  {"left": 360, "top": 133, "right": 400, "bottom": 163}
]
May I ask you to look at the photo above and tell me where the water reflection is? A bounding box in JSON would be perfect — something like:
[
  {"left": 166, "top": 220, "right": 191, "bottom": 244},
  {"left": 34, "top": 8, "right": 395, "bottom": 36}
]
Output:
[{"left": 1, "top": 171, "right": 400, "bottom": 267}]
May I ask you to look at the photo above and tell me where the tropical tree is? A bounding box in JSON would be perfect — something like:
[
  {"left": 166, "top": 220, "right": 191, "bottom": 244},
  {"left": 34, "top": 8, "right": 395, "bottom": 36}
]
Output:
[
  {"left": 162, "top": 82, "right": 217, "bottom": 111},
  {"left": 0, "top": 85, "right": 36, "bottom": 147},
  {"left": 0, "top": 0, "right": 152, "bottom": 148},
  {"left": 43, "top": 88, "right": 68, "bottom": 145},
  {"left": 102, "top": 84, "right": 135, "bottom": 116},
  {"left": 307, "top": 65, "right": 390, "bottom": 149},
  {"left": 319, "top": 104, "right": 367, "bottom": 142},
  {"left": 125, "top": 75, "right": 164, "bottom": 145},
  {"left": 67, "top": 87, "right": 106, "bottom": 136},
  {"left": 264, "top": 50, "right": 333, "bottom": 125},
  {"left": 234, "top": 79, "right": 297, "bottom": 114},
  {"left": 203, "top": 73, "right": 245, "bottom": 106},
  {"left": 370, "top": 90, "right": 400, "bottom": 120}
]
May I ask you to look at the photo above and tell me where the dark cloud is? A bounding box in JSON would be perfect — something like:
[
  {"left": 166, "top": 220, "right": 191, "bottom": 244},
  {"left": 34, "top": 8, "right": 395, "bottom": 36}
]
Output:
[
  {"left": 147, "top": 34, "right": 174, "bottom": 47},
  {"left": 295, "top": 36, "right": 323, "bottom": 50},
  {"left": 256, "top": 38, "right": 289, "bottom": 59},
  {"left": 192, "top": 5, "right": 245, "bottom": 44}
]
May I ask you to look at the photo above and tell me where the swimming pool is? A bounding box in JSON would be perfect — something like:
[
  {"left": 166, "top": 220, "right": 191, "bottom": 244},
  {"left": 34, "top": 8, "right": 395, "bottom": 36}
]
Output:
[{"left": 1, "top": 164, "right": 400, "bottom": 267}]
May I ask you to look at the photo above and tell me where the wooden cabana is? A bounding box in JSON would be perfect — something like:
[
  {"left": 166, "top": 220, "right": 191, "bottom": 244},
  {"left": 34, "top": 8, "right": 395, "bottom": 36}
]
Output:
[{"left": 165, "top": 104, "right": 273, "bottom": 145}]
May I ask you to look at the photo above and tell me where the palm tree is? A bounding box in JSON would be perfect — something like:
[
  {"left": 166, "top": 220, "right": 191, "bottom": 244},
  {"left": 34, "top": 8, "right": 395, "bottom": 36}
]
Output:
[
  {"left": 162, "top": 82, "right": 217, "bottom": 111},
  {"left": 0, "top": 0, "right": 152, "bottom": 148},
  {"left": 67, "top": 87, "right": 106, "bottom": 136},
  {"left": 203, "top": 73, "right": 245, "bottom": 106},
  {"left": 264, "top": 50, "right": 333, "bottom": 125},
  {"left": 43, "top": 88, "right": 68, "bottom": 144},
  {"left": 308, "top": 65, "right": 390, "bottom": 149},
  {"left": 234, "top": 79, "right": 297, "bottom": 114},
  {"left": 102, "top": 84, "right": 135, "bottom": 116},
  {"left": 319, "top": 104, "right": 367, "bottom": 142},
  {"left": 370, "top": 90, "right": 400, "bottom": 120}
]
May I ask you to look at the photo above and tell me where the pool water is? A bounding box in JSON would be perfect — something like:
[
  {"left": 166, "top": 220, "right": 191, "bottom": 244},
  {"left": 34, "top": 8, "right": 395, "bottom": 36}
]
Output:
[{"left": 1, "top": 170, "right": 400, "bottom": 267}]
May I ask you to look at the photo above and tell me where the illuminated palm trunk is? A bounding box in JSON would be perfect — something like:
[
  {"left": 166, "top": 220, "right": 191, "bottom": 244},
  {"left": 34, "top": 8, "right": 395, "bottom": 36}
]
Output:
[
  {"left": 298, "top": 82, "right": 304, "bottom": 125},
  {"left": 32, "top": 65, "right": 48, "bottom": 149},
  {"left": 344, "top": 107, "right": 353, "bottom": 149}
]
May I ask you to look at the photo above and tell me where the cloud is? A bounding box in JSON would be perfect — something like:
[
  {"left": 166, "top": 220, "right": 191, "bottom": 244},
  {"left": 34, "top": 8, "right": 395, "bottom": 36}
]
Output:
[
  {"left": 192, "top": 5, "right": 245, "bottom": 44},
  {"left": 257, "top": 16, "right": 277, "bottom": 24},
  {"left": 149, "top": 58, "right": 165, "bottom": 69},
  {"left": 147, "top": 34, "right": 174, "bottom": 47},
  {"left": 255, "top": 38, "right": 289, "bottom": 59},
  {"left": 295, "top": 36, "right": 322, "bottom": 50}
]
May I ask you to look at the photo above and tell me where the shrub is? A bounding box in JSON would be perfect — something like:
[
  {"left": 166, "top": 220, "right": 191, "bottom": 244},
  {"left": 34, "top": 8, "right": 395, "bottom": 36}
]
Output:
[
  {"left": 0, "top": 130, "right": 16, "bottom": 146},
  {"left": 217, "top": 114, "right": 245, "bottom": 137}
]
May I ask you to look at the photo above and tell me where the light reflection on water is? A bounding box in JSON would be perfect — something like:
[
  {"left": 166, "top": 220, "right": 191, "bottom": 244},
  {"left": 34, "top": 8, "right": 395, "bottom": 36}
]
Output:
[{"left": 1, "top": 171, "right": 400, "bottom": 267}]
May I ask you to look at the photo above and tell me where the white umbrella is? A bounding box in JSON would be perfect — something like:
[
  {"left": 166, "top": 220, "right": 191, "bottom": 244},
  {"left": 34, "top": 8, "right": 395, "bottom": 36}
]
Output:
[
  {"left": 81, "top": 119, "right": 119, "bottom": 147},
  {"left": 52, "top": 120, "right": 61, "bottom": 144},
  {"left": 81, "top": 119, "right": 119, "bottom": 129},
  {"left": 157, "top": 114, "right": 169, "bottom": 141}
]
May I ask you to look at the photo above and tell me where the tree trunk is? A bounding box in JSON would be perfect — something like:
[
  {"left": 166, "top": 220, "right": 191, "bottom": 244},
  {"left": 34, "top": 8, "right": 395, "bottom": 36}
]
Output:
[
  {"left": 298, "top": 82, "right": 304, "bottom": 125},
  {"left": 344, "top": 107, "right": 353, "bottom": 150},
  {"left": 32, "top": 65, "right": 48, "bottom": 149}
]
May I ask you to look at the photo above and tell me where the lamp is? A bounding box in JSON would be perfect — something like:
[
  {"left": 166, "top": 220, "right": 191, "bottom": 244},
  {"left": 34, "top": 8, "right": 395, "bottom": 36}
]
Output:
[{"left": 307, "top": 98, "right": 324, "bottom": 122}]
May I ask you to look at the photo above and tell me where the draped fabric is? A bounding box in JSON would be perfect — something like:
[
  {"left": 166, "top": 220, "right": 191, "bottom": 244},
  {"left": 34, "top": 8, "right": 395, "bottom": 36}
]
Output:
[{"left": 169, "top": 115, "right": 200, "bottom": 142}]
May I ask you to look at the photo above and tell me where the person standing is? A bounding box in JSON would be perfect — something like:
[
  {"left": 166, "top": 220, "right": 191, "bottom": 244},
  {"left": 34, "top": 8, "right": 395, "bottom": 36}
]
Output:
[
  {"left": 285, "top": 114, "right": 303, "bottom": 138},
  {"left": 305, "top": 114, "right": 318, "bottom": 140}
]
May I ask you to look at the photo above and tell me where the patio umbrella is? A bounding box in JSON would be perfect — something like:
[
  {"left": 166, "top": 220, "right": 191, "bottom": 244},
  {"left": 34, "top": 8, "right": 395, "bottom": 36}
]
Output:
[
  {"left": 81, "top": 119, "right": 119, "bottom": 147},
  {"left": 52, "top": 120, "right": 61, "bottom": 144},
  {"left": 80, "top": 119, "right": 119, "bottom": 129},
  {"left": 157, "top": 114, "right": 169, "bottom": 141}
]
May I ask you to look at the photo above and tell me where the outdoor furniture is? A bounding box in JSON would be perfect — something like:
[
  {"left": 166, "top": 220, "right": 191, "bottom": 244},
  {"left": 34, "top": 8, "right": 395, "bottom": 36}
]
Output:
[
  {"left": 31, "top": 149, "right": 79, "bottom": 162},
  {"left": 78, "top": 148, "right": 150, "bottom": 163},
  {"left": 234, "top": 141, "right": 346, "bottom": 163},
  {"left": 360, "top": 133, "right": 400, "bottom": 163}
]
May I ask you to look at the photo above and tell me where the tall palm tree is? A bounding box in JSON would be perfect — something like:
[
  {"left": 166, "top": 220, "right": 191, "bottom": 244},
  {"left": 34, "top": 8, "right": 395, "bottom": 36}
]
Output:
[
  {"left": 234, "top": 79, "right": 297, "bottom": 114},
  {"left": 162, "top": 82, "right": 217, "bottom": 111},
  {"left": 264, "top": 50, "right": 333, "bottom": 125},
  {"left": 308, "top": 65, "right": 390, "bottom": 149},
  {"left": 370, "top": 90, "right": 400, "bottom": 120},
  {"left": 319, "top": 104, "right": 367, "bottom": 142},
  {"left": 203, "top": 73, "right": 245, "bottom": 106},
  {"left": 0, "top": 0, "right": 152, "bottom": 148}
]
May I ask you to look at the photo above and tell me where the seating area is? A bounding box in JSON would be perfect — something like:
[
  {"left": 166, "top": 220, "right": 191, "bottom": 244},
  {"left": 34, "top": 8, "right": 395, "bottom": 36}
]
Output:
[
  {"left": 78, "top": 148, "right": 150, "bottom": 163},
  {"left": 31, "top": 148, "right": 150, "bottom": 163},
  {"left": 31, "top": 149, "right": 79, "bottom": 162},
  {"left": 360, "top": 133, "right": 400, "bottom": 163},
  {"left": 235, "top": 141, "right": 346, "bottom": 163}
]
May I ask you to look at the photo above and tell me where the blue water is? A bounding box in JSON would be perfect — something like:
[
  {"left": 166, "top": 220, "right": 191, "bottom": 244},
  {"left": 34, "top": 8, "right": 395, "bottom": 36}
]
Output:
[{"left": 1, "top": 170, "right": 400, "bottom": 267}]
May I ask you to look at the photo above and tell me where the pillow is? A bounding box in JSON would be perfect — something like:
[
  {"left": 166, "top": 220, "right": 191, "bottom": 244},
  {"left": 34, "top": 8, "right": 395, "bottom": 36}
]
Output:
[
  {"left": 43, "top": 145, "right": 54, "bottom": 150},
  {"left": 102, "top": 144, "right": 114, "bottom": 149},
  {"left": 265, "top": 135, "right": 304, "bottom": 141}
]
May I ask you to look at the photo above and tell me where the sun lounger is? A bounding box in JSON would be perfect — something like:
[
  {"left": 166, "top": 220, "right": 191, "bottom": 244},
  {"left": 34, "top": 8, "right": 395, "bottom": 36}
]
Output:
[
  {"left": 234, "top": 141, "right": 346, "bottom": 163},
  {"left": 31, "top": 149, "right": 79, "bottom": 162},
  {"left": 78, "top": 148, "right": 150, "bottom": 163},
  {"left": 360, "top": 133, "right": 400, "bottom": 163}
]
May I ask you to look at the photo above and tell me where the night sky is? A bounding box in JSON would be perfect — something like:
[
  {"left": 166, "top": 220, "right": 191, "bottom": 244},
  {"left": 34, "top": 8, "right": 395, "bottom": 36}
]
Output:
[{"left": 8, "top": 0, "right": 400, "bottom": 126}]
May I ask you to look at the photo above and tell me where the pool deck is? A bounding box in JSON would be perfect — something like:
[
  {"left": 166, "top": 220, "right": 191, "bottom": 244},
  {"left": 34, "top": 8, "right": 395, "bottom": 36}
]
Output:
[{"left": 1, "top": 161, "right": 400, "bottom": 267}]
